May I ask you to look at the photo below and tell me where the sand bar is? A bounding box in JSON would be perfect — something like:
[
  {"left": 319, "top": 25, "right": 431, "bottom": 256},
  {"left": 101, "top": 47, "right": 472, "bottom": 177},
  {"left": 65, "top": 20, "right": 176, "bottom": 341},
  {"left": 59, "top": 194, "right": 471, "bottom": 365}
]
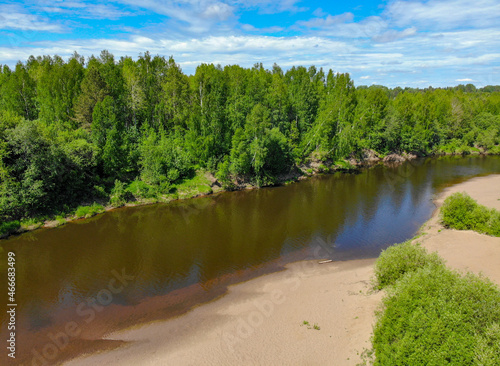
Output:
[{"left": 65, "top": 174, "right": 500, "bottom": 366}]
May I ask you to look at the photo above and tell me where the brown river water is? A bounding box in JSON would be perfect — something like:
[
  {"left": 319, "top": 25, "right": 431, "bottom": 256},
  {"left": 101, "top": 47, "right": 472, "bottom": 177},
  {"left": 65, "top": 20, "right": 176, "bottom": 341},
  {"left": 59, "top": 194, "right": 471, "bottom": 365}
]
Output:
[{"left": 1, "top": 155, "right": 499, "bottom": 365}]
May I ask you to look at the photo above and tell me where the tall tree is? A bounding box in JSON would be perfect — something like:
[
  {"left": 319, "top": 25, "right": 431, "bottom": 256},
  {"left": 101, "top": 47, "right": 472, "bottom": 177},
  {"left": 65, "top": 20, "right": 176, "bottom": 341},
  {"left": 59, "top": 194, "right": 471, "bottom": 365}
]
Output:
[
  {"left": 73, "top": 64, "right": 109, "bottom": 129},
  {"left": 1, "top": 62, "right": 38, "bottom": 120}
]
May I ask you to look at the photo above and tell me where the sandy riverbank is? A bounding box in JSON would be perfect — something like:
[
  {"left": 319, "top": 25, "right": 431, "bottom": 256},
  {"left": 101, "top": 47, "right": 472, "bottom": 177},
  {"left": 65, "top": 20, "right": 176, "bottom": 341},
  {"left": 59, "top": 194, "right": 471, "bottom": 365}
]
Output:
[
  {"left": 417, "top": 174, "right": 500, "bottom": 284},
  {"left": 65, "top": 174, "right": 500, "bottom": 366},
  {"left": 65, "top": 258, "right": 382, "bottom": 366}
]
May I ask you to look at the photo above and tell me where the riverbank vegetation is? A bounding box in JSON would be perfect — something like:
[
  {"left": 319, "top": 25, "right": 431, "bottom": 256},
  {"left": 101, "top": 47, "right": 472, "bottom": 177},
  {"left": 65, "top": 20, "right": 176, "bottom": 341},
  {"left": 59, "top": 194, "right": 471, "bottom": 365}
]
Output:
[
  {"left": 1, "top": 51, "right": 500, "bottom": 226},
  {"left": 440, "top": 192, "right": 500, "bottom": 236},
  {"left": 370, "top": 242, "right": 500, "bottom": 365}
]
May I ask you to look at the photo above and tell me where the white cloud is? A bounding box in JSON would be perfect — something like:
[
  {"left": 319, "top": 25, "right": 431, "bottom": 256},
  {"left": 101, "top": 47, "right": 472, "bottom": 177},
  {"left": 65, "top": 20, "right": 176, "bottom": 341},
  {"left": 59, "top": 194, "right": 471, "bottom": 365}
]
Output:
[
  {"left": 1, "top": 28, "right": 498, "bottom": 88},
  {"left": 2, "top": 34, "right": 349, "bottom": 71},
  {"left": 30, "top": 1, "right": 132, "bottom": 20},
  {"left": 312, "top": 8, "right": 327, "bottom": 17},
  {"left": 295, "top": 14, "right": 390, "bottom": 40},
  {"left": 372, "top": 27, "right": 417, "bottom": 43},
  {"left": 0, "top": 5, "right": 63, "bottom": 32},
  {"left": 241, "top": 24, "right": 284, "bottom": 33},
  {"left": 297, "top": 12, "right": 354, "bottom": 28},
  {"left": 202, "top": 2, "right": 233, "bottom": 20},
  {"left": 456, "top": 78, "right": 474, "bottom": 82},
  {"left": 230, "top": 0, "right": 307, "bottom": 14},
  {"left": 115, "top": 0, "right": 237, "bottom": 34},
  {"left": 386, "top": 0, "right": 500, "bottom": 30},
  {"left": 1, "top": 0, "right": 499, "bottom": 88}
]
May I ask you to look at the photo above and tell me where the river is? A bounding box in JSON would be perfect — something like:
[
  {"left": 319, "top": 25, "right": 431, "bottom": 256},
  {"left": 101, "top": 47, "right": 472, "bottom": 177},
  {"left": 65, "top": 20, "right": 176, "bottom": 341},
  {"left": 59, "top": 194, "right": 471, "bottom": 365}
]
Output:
[{"left": 1, "top": 155, "right": 499, "bottom": 364}]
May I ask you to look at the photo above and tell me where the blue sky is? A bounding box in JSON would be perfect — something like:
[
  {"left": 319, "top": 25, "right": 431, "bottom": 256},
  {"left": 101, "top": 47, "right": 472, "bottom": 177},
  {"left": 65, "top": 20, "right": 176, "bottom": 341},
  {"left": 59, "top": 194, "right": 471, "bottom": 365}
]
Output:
[{"left": 0, "top": 0, "right": 499, "bottom": 87}]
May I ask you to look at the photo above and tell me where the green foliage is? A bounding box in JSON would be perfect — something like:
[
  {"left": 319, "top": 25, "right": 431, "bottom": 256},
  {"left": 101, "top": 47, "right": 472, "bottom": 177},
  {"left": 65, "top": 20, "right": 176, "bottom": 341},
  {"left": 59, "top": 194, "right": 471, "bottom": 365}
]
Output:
[
  {"left": 488, "top": 145, "right": 500, "bottom": 154},
  {"left": 373, "top": 241, "right": 444, "bottom": 290},
  {"left": 229, "top": 104, "right": 292, "bottom": 185},
  {"left": 126, "top": 180, "right": 155, "bottom": 200},
  {"left": 373, "top": 264, "right": 500, "bottom": 365},
  {"left": 74, "top": 203, "right": 105, "bottom": 218},
  {"left": 441, "top": 192, "right": 478, "bottom": 229},
  {"left": 441, "top": 192, "right": 500, "bottom": 236},
  {"left": 1, "top": 52, "right": 500, "bottom": 223},
  {"left": 138, "top": 128, "right": 191, "bottom": 190},
  {"left": 334, "top": 160, "right": 356, "bottom": 171},
  {"left": 215, "top": 156, "right": 235, "bottom": 190},
  {"left": 92, "top": 96, "right": 126, "bottom": 178},
  {"left": 73, "top": 64, "right": 109, "bottom": 128},
  {"left": 35, "top": 54, "right": 85, "bottom": 123},
  {"left": 93, "top": 185, "right": 108, "bottom": 199},
  {"left": 0, "top": 220, "right": 20, "bottom": 236},
  {"left": 110, "top": 180, "right": 131, "bottom": 207},
  {"left": 1, "top": 120, "right": 95, "bottom": 219},
  {"left": 487, "top": 211, "right": 500, "bottom": 236},
  {"left": 172, "top": 170, "right": 212, "bottom": 199},
  {"left": 20, "top": 217, "right": 43, "bottom": 228},
  {"left": 475, "top": 323, "right": 500, "bottom": 366}
]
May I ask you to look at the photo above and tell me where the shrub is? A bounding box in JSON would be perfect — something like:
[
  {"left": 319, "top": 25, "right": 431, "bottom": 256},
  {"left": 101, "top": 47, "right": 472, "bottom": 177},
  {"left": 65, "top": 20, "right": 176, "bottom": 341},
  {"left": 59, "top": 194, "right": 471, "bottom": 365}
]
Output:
[
  {"left": 440, "top": 192, "right": 478, "bottom": 230},
  {"left": 110, "top": 180, "right": 132, "bottom": 207},
  {"left": 373, "top": 265, "right": 500, "bottom": 366},
  {"left": 126, "top": 180, "right": 155, "bottom": 199},
  {"left": 216, "top": 158, "right": 236, "bottom": 191},
  {"left": 373, "top": 241, "right": 444, "bottom": 290},
  {"left": 0, "top": 220, "right": 20, "bottom": 236},
  {"left": 93, "top": 185, "right": 108, "bottom": 199},
  {"left": 441, "top": 192, "right": 500, "bottom": 236},
  {"left": 475, "top": 323, "right": 500, "bottom": 366},
  {"left": 470, "top": 204, "right": 493, "bottom": 234},
  {"left": 488, "top": 145, "right": 500, "bottom": 154},
  {"left": 488, "top": 210, "right": 500, "bottom": 237}
]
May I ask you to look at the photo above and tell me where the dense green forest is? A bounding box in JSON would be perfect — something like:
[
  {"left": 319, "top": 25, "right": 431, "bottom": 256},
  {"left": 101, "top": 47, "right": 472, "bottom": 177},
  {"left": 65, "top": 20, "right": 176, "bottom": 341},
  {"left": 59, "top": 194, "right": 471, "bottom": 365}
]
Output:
[{"left": 1, "top": 51, "right": 500, "bottom": 225}]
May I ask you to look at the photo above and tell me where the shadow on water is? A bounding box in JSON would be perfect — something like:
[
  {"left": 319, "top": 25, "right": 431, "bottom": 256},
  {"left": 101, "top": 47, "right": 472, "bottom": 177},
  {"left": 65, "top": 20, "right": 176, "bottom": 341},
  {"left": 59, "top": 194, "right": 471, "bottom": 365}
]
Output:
[{"left": 0, "top": 155, "right": 499, "bottom": 364}]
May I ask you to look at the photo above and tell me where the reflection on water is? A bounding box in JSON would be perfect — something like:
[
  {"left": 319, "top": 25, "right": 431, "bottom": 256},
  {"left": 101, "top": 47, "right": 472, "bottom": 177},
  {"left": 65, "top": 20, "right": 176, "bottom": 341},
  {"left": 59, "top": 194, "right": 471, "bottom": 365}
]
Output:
[{"left": 0, "top": 155, "right": 499, "bottom": 362}]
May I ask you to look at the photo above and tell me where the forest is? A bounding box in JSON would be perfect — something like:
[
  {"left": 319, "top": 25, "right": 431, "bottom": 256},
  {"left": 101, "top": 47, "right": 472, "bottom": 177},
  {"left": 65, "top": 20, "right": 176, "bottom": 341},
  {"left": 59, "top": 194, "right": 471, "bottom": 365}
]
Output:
[{"left": 0, "top": 50, "right": 499, "bottom": 226}]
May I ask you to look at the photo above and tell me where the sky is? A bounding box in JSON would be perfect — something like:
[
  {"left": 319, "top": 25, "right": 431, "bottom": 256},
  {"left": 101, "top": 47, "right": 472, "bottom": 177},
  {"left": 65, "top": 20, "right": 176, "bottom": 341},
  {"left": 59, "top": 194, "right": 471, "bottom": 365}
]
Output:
[{"left": 0, "top": 0, "right": 499, "bottom": 88}]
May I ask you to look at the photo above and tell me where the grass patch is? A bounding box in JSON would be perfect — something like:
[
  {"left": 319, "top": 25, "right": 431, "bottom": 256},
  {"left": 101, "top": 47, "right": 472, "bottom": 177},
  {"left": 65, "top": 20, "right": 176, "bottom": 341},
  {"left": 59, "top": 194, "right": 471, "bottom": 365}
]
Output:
[
  {"left": 0, "top": 220, "right": 20, "bottom": 236},
  {"left": 441, "top": 192, "right": 500, "bottom": 236},
  {"left": 172, "top": 170, "right": 213, "bottom": 199},
  {"left": 20, "top": 217, "right": 43, "bottom": 229},
  {"left": 74, "top": 203, "right": 105, "bottom": 219},
  {"left": 55, "top": 215, "right": 67, "bottom": 226}
]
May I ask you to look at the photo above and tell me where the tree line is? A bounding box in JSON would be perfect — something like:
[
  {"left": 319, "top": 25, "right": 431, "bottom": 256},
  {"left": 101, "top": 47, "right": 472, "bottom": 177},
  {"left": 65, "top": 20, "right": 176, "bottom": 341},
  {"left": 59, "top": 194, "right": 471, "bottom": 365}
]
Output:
[{"left": 1, "top": 50, "right": 499, "bottom": 222}]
